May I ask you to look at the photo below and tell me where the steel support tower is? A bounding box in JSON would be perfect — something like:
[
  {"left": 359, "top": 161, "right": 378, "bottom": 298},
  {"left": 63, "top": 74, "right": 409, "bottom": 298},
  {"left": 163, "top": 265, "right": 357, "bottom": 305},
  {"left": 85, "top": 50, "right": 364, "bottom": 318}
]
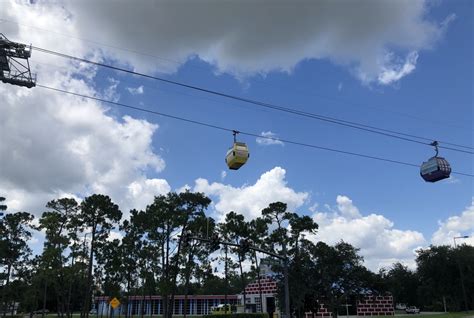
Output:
[{"left": 0, "top": 33, "right": 36, "bottom": 88}]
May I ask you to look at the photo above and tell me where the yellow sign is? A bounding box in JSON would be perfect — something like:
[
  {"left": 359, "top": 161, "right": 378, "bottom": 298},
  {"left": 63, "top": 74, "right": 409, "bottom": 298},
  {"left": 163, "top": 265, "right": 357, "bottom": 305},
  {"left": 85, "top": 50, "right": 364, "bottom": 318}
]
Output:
[{"left": 109, "top": 297, "right": 120, "bottom": 309}]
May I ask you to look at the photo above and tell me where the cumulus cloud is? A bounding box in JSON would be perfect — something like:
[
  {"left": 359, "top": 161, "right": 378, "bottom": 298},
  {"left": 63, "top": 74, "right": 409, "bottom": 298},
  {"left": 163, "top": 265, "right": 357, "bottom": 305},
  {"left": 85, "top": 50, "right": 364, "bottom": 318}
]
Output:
[
  {"left": 336, "top": 195, "right": 361, "bottom": 219},
  {"left": 0, "top": 4, "right": 167, "bottom": 217},
  {"left": 4, "top": 1, "right": 452, "bottom": 85},
  {"left": 125, "top": 178, "right": 171, "bottom": 212},
  {"left": 0, "top": 75, "right": 166, "bottom": 215},
  {"left": 310, "top": 196, "right": 425, "bottom": 270},
  {"left": 193, "top": 167, "right": 308, "bottom": 220},
  {"left": 126, "top": 85, "right": 144, "bottom": 95},
  {"left": 256, "top": 131, "right": 284, "bottom": 146},
  {"left": 431, "top": 199, "right": 474, "bottom": 246}
]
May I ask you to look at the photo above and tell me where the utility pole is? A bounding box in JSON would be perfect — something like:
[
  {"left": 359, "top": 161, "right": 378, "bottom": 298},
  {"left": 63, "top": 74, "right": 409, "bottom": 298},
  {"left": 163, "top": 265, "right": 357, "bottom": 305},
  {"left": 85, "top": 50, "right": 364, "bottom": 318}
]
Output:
[
  {"left": 282, "top": 243, "right": 290, "bottom": 318},
  {"left": 188, "top": 235, "right": 290, "bottom": 318},
  {"left": 224, "top": 244, "right": 228, "bottom": 312}
]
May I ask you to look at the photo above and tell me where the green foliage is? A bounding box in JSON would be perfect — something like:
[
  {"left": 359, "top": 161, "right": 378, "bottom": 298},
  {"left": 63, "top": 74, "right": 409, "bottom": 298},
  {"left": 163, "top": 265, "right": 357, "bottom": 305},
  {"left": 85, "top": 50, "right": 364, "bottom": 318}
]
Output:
[
  {"left": 79, "top": 194, "right": 122, "bottom": 316},
  {"left": 0, "top": 208, "right": 35, "bottom": 316},
  {"left": 3, "top": 193, "right": 472, "bottom": 318},
  {"left": 380, "top": 262, "right": 419, "bottom": 307},
  {"left": 416, "top": 245, "right": 474, "bottom": 311}
]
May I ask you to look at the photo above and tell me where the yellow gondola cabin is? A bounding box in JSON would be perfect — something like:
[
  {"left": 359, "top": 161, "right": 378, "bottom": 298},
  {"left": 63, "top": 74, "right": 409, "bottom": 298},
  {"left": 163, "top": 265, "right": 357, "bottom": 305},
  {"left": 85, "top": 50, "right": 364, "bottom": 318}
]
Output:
[{"left": 226, "top": 141, "right": 249, "bottom": 170}]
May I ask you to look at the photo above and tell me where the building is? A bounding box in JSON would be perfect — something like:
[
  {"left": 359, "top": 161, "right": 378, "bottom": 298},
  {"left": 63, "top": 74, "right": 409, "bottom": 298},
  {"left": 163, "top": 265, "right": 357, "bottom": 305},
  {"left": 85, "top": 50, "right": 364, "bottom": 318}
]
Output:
[
  {"left": 95, "top": 260, "right": 281, "bottom": 317},
  {"left": 238, "top": 276, "right": 278, "bottom": 314},
  {"left": 356, "top": 295, "right": 394, "bottom": 316},
  {"left": 95, "top": 295, "right": 239, "bottom": 316}
]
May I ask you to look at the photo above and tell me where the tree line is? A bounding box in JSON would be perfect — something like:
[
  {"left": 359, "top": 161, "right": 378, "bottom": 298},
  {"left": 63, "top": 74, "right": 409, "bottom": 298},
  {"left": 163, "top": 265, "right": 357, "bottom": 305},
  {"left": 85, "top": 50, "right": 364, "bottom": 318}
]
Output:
[{"left": 0, "top": 194, "right": 472, "bottom": 318}]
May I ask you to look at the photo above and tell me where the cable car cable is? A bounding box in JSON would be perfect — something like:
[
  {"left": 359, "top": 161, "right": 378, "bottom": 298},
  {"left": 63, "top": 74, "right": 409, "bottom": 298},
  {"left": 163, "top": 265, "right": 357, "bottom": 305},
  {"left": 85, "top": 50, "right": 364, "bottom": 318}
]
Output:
[
  {"left": 3, "top": 18, "right": 471, "bottom": 133},
  {"left": 36, "top": 84, "right": 474, "bottom": 178},
  {"left": 31, "top": 46, "right": 474, "bottom": 154}
]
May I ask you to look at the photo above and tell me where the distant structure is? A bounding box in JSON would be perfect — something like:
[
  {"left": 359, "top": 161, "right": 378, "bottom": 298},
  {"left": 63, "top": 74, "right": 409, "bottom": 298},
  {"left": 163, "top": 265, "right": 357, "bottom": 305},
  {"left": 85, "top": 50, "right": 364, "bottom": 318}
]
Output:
[
  {"left": 239, "top": 276, "right": 278, "bottom": 314},
  {"left": 304, "top": 303, "right": 333, "bottom": 318},
  {"left": 94, "top": 259, "right": 281, "bottom": 318},
  {"left": 95, "top": 295, "right": 239, "bottom": 316},
  {"left": 0, "top": 33, "right": 36, "bottom": 88},
  {"left": 236, "top": 258, "right": 280, "bottom": 316},
  {"left": 357, "top": 295, "right": 394, "bottom": 316}
]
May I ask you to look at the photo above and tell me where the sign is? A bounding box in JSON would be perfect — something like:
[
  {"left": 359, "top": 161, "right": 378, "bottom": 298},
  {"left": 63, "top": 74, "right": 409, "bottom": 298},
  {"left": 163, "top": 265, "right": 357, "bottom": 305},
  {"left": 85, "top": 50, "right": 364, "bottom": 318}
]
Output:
[{"left": 109, "top": 297, "right": 120, "bottom": 309}]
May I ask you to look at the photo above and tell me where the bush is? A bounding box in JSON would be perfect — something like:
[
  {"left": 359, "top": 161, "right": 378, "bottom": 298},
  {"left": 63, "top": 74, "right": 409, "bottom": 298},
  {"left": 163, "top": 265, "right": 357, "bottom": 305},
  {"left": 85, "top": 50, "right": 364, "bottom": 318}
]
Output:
[{"left": 203, "top": 313, "right": 269, "bottom": 318}]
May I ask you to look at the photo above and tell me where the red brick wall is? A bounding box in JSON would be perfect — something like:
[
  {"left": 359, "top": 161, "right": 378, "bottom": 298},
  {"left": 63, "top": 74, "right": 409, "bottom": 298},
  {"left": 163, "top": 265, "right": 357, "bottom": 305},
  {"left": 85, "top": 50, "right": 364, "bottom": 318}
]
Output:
[
  {"left": 304, "top": 303, "right": 332, "bottom": 318},
  {"left": 357, "top": 295, "right": 394, "bottom": 316}
]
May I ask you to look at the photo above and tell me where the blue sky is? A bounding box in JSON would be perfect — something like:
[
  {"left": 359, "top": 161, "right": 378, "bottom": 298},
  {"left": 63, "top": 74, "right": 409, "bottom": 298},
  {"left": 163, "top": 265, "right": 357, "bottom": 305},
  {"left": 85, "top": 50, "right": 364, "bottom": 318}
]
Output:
[{"left": 0, "top": 0, "right": 472, "bottom": 270}]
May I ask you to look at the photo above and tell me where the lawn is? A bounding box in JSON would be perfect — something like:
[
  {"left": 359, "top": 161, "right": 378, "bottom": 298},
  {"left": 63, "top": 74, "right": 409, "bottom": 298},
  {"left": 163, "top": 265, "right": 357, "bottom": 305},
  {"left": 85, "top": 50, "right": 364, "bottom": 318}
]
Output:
[
  {"left": 20, "top": 313, "right": 474, "bottom": 318},
  {"left": 385, "top": 313, "right": 473, "bottom": 318}
]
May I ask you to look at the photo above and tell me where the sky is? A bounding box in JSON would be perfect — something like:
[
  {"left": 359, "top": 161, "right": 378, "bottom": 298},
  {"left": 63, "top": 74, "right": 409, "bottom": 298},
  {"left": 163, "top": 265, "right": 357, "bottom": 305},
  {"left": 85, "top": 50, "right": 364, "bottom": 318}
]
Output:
[{"left": 0, "top": 0, "right": 473, "bottom": 271}]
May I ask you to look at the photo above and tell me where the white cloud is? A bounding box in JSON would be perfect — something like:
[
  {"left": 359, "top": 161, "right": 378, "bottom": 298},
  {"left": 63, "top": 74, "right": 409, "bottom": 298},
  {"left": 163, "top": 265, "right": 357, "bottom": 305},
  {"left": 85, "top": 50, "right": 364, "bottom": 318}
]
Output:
[
  {"left": 256, "top": 131, "right": 284, "bottom": 146},
  {"left": 126, "top": 85, "right": 144, "bottom": 95},
  {"left": 177, "top": 184, "right": 191, "bottom": 194},
  {"left": 4, "top": 1, "right": 452, "bottom": 85},
  {"left": 107, "top": 230, "right": 124, "bottom": 242},
  {"left": 336, "top": 195, "right": 361, "bottom": 219},
  {"left": 377, "top": 51, "right": 419, "bottom": 85},
  {"left": 309, "top": 203, "right": 319, "bottom": 213},
  {"left": 0, "top": 75, "right": 166, "bottom": 215},
  {"left": 220, "top": 170, "right": 227, "bottom": 180},
  {"left": 125, "top": 178, "right": 171, "bottom": 213},
  {"left": 0, "top": 5, "right": 167, "bottom": 217},
  {"left": 431, "top": 199, "right": 474, "bottom": 246},
  {"left": 102, "top": 77, "right": 121, "bottom": 102},
  {"left": 193, "top": 167, "right": 308, "bottom": 221},
  {"left": 442, "top": 176, "right": 461, "bottom": 184},
  {"left": 310, "top": 196, "right": 425, "bottom": 271}
]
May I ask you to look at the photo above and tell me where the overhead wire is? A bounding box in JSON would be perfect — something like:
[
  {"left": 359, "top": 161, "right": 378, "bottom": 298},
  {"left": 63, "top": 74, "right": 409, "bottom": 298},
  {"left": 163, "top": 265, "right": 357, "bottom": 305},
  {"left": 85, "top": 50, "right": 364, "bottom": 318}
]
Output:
[
  {"left": 4, "top": 17, "right": 470, "bottom": 132},
  {"left": 36, "top": 84, "right": 474, "bottom": 178},
  {"left": 32, "top": 46, "right": 474, "bottom": 154}
]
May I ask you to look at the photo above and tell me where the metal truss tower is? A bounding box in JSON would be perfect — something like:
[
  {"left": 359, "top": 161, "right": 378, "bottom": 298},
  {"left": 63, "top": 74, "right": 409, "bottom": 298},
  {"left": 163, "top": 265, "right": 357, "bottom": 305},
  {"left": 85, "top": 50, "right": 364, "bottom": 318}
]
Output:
[{"left": 0, "top": 33, "right": 36, "bottom": 88}]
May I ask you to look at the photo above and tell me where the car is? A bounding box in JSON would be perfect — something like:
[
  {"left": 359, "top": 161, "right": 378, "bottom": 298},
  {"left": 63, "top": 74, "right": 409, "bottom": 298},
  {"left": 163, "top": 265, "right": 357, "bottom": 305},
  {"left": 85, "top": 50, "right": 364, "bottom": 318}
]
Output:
[{"left": 405, "top": 306, "right": 420, "bottom": 314}]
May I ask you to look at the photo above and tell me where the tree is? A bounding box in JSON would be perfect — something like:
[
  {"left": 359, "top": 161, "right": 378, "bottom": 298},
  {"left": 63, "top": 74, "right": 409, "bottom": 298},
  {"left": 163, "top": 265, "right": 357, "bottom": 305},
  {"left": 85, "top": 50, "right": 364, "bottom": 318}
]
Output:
[
  {"left": 382, "top": 263, "right": 419, "bottom": 307},
  {"left": 220, "top": 212, "right": 251, "bottom": 311},
  {"left": 0, "top": 211, "right": 35, "bottom": 317},
  {"left": 262, "top": 202, "right": 319, "bottom": 318},
  {"left": 79, "top": 194, "right": 122, "bottom": 318},
  {"left": 309, "top": 241, "right": 371, "bottom": 317},
  {"left": 181, "top": 214, "right": 216, "bottom": 318},
  {"left": 119, "top": 211, "right": 146, "bottom": 318},
  {"left": 38, "top": 198, "right": 80, "bottom": 318},
  {"left": 416, "top": 245, "right": 474, "bottom": 311},
  {"left": 139, "top": 191, "right": 211, "bottom": 318},
  {"left": 247, "top": 217, "right": 269, "bottom": 312}
]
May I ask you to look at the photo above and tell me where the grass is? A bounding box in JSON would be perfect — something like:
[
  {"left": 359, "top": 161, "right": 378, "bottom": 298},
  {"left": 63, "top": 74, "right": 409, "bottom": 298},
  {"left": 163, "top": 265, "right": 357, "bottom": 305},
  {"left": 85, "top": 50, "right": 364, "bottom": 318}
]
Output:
[
  {"left": 34, "top": 315, "right": 203, "bottom": 318},
  {"left": 19, "top": 313, "right": 474, "bottom": 318},
  {"left": 375, "top": 313, "right": 474, "bottom": 318}
]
